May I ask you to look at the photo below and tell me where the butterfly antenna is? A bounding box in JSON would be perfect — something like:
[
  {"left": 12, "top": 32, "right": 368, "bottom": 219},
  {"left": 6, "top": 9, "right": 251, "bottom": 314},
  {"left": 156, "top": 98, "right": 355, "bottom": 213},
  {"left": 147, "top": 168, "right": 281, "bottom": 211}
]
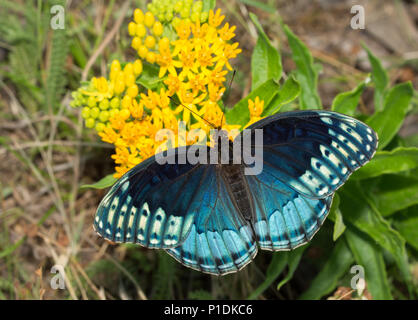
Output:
[
  {"left": 168, "top": 95, "right": 216, "bottom": 128},
  {"left": 220, "top": 69, "right": 236, "bottom": 129}
]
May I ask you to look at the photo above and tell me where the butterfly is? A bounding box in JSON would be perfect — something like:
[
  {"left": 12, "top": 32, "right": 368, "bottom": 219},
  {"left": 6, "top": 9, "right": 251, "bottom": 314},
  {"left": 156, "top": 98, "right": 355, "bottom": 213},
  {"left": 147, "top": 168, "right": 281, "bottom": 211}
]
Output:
[{"left": 93, "top": 110, "right": 378, "bottom": 275}]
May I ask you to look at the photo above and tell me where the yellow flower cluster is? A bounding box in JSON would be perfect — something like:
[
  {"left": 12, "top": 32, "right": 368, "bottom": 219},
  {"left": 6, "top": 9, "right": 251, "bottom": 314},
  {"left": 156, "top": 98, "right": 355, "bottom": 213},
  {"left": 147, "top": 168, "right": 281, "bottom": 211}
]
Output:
[
  {"left": 72, "top": 4, "right": 264, "bottom": 179},
  {"left": 71, "top": 59, "right": 143, "bottom": 132},
  {"left": 246, "top": 97, "right": 265, "bottom": 127}
]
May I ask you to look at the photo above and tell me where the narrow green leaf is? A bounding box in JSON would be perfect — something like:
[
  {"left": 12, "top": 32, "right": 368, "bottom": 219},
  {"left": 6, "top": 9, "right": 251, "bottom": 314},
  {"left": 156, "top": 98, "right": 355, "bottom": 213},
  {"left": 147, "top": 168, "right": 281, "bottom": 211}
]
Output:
[
  {"left": 239, "top": 0, "right": 275, "bottom": 12},
  {"left": 299, "top": 239, "right": 353, "bottom": 300},
  {"left": 352, "top": 147, "right": 418, "bottom": 180},
  {"left": 372, "top": 175, "right": 418, "bottom": 217},
  {"left": 247, "top": 252, "right": 288, "bottom": 300},
  {"left": 263, "top": 76, "right": 300, "bottom": 116},
  {"left": 363, "top": 44, "right": 389, "bottom": 112},
  {"left": 276, "top": 246, "right": 307, "bottom": 291},
  {"left": 283, "top": 25, "right": 321, "bottom": 109},
  {"left": 344, "top": 228, "right": 392, "bottom": 300},
  {"left": 328, "top": 194, "right": 346, "bottom": 241},
  {"left": 202, "top": 0, "right": 216, "bottom": 11},
  {"left": 226, "top": 79, "right": 280, "bottom": 127},
  {"left": 0, "top": 237, "right": 25, "bottom": 259},
  {"left": 81, "top": 174, "right": 117, "bottom": 189},
  {"left": 392, "top": 206, "right": 418, "bottom": 251},
  {"left": 331, "top": 80, "right": 367, "bottom": 116},
  {"left": 367, "top": 82, "right": 413, "bottom": 149},
  {"left": 250, "top": 13, "right": 282, "bottom": 90},
  {"left": 340, "top": 182, "right": 411, "bottom": 295}
]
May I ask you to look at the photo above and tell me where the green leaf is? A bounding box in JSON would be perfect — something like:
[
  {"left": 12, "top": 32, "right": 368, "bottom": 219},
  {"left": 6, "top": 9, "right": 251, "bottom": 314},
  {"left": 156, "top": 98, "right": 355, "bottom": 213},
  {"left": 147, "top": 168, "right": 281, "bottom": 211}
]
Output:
[
  {"left": 328, "top": 194, "right": 346, "bottom": 241},
  {"left": 352, "top": 147, "right": 418, "bottom": 180},
  {"left": 340, "top": 182, "right": 411, "bottom": 295},
  {"left": 239, "top": 0, "right": 275, "bottom": 11},
  {"left": 392, "top": 206, "right": 418, "bottom": 251},
  {"left": 331, "top": 80, "right": 367, "bottom": 116},
  {"left": 363, "top": 44, "right": 389, "bottom": 112},
  {"left": 344, "top": 228, "right": 392, "bottom": 300},
  {"left": 81, "top": 174, "right": 117, "bottom": 189},
  {"left": 250, "top": 13, "right": 282, "bottom": 90},
  {"left": 262, "top": 76, "right": 300, "bottom": 116},
  {"left": 276, "top": 246, "right": 307, "bottom": 291},
  {"left": 226, "top": 79, "right": 280, "bottom": 127},
  {"left": 137, "top": 62, "right": 164, "bottom": 90},
  {"left": 367, "top": 82, "right": 413, "bottom": 150},
  {"left": 0, "top": 237, "right": 25, "bottom": 259},
  {"left": 247, "top": 252, "right": 288, "bottom": 300},
  {"left": 372, "top": 175, "right": 418, "bottom": 217},
  {"left": 283, "top": 24, "right": 322, "bottom": 109},
  {"left": 202, "top": 0, "right": 216, "bottom": 11},
  {"left": 299, "top": 239, "right": 353, "bottom": 300}
]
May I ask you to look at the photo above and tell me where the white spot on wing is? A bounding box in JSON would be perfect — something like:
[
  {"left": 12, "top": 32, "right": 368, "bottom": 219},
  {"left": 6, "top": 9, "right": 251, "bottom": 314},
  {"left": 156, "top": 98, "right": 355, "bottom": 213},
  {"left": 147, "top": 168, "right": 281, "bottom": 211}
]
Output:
[{"left": 320, "top": 117, "right": 333, "bottom": 125}]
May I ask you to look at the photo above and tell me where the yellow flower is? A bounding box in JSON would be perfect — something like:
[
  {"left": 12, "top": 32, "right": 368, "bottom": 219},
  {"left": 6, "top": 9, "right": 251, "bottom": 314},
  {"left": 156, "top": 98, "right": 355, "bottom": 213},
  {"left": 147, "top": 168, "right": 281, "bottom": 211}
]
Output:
[
  {"left": 164, "top": 74, "right": 181, "bottom": 96},
  {"left": 188, "top": 73, "right": 207, "bottom": 95},
  {"left": 214, "top": 42, "right": 241, "bottom": 70},
  {"left": 218, "top": 23, "right": 236, "bottom": 41},
  {"left": 209, "top": 9, "right": 225, "bottom": 28},
  {"left": 246, "top": 97, "right": 265, "bottom": 127},
  {"left": 156, "top": 47, "right": 181, "bottom": 78},
  {"left": 178, "top": 45, "right": 198, "bottom": 79}
]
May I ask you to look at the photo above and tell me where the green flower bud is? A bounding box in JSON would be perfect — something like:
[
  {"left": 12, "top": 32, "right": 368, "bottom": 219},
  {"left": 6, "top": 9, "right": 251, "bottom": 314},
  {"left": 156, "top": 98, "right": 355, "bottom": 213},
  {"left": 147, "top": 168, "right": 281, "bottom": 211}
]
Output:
[
  {"left": 110, "top": 97, "right": 120, "bottom": 109},
  {"left": 90, "top": 107, "right": 100, "bottom": 119},
  {"left": 87, "top": 96, "right": 96, "bottom": 108},
  {"left": 99, "top": 110, "right": 110, "bottom": 122},
  {"left": 99, "top": 99, "right": 109, "bottom": 110},
  {"left": 180, "top": 8, "right": 189, "bottom": 18},
  {"left": 85, "top": 118, "right": 95, "bottom": 128},
  {"left": 81, "top": 107, "right": 91, "bottom": 119},
  {"left": 200, "top": 11, "right": 208, "bottom": 22},
  {"left": 95, "top": 122, "right": 106, "bottom": 132}
]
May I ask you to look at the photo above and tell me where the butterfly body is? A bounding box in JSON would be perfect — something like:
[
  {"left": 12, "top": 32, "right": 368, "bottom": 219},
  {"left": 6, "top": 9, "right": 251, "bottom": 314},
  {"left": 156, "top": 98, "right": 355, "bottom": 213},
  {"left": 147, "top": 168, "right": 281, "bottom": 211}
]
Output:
[
  {"left": 221, "top": 163, "right": 254, "bottom": 221},
  {"left": 94, "top": 110, "right": 378, "bottom": 275}
]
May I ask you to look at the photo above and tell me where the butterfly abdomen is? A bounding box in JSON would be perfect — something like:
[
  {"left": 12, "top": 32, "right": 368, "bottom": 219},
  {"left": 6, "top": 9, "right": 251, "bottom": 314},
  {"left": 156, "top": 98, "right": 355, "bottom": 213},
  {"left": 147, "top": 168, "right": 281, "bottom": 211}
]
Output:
[{"left": 221, "top": 164, "right": 254, "bottom": 221}]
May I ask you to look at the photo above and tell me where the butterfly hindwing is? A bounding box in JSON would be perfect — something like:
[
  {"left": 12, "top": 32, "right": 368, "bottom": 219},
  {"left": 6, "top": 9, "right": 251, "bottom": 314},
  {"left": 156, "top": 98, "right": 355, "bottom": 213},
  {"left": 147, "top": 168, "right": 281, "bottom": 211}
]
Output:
[
  {"left": 166, "top": 167, "right": 257, "bottom": 275},
  {"left": 247, "top": 110, "right": 378, "bottom": 199},
  {"left": 245, "top": 171, "right": 332, "bottom": 250}
]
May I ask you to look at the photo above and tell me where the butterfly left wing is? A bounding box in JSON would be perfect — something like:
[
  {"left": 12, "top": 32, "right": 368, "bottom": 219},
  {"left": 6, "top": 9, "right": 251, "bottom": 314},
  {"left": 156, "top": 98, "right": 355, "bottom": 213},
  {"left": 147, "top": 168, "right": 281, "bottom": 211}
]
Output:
[{"left": 245, "top": 171, "right": 332, "bottom": 250}]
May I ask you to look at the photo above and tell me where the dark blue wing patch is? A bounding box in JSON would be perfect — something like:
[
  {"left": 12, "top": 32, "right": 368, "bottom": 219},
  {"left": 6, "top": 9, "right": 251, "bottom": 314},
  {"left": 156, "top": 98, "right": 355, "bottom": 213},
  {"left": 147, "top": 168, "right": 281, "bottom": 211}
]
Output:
[
  {"left": 166, "top": 167, "right": 257, "bottom": 275},
  {"left": 245, "top": 170, "right": 332, "bottom": 250},
  {"left": 247, "top": 110, "right": 378, "bottom": 198},
  {"left": 94, "top": 147, "right": 206, "bottom": 248}
]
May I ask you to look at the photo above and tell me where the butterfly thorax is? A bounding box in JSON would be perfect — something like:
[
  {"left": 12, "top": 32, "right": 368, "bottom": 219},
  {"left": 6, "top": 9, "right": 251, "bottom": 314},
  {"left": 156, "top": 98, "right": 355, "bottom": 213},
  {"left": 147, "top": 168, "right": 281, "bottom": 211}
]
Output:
[{"left": 221, "top": 164, "right": 254, "bottom": 221}]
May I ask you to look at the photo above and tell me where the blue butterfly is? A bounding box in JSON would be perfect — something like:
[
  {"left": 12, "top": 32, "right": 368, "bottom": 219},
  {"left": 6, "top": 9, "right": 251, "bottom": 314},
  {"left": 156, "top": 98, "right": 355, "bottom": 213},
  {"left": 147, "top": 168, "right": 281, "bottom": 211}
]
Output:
[{"left": 93, "top": 110, "right": 378, "bottom": 275}]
